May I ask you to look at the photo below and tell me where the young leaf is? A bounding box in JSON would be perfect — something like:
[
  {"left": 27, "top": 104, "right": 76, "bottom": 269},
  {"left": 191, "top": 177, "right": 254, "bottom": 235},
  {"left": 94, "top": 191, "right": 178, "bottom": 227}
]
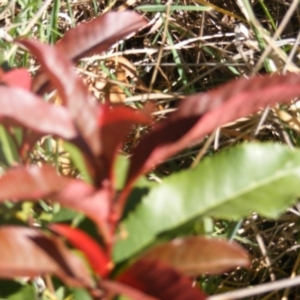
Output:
[
  {"left": 18, "top": 39, "right": 100, "bottom": 156},
  {"left": 55, "top": 11, "right": 147, "bottom": 61},
  {"left": 0, "top": 226, "right": 93, "bottom": 287},
  {"left": 0, "top": 68, "right": 31, "bottom": 90},
  {"left": 97, "top": 104, "right": 151, "bottom": 184},
  {"left": 50, "top": 224, "right": 111, "bottom": 278},
  {"left": 19, "top": 11, "right": 147, "bottom": 157},
  {"left": 52, "top": 184, "right": 112, "bottom": 237},
  {"left": 0, "top": 165, "right": 111, "bottom": 235},
  {"left": 114, "top": 143, "right": 300, "bottom": 262},
  {"left": 32, "top": 11, "right": 147, "bottom": 94},
  {"left": 0, "top": 86, "right": 76, "bottom": 139},
  {"left": 140, "top": 236, "right": 250, "bottom": 275},
  {"left": 117, "top": 260, "right": 206, "bottom": 300},
  {"left": 60, "top": 104, "right": 151, "bottom": 186},
  {"left": 126, "top": 73, "right": 300, "bottom": 187},
  {"left": 19, "top": 40, "right": 150, "bottom": 184},
  {"left": 0, "top": 164, "right": 74, "bottom": 199}
]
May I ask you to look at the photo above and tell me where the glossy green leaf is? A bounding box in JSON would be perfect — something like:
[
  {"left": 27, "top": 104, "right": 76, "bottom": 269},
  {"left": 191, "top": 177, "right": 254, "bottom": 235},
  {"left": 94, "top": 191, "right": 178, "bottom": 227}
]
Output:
[{"left": 114, "top": 143, "right": 300, "bottom": 262}]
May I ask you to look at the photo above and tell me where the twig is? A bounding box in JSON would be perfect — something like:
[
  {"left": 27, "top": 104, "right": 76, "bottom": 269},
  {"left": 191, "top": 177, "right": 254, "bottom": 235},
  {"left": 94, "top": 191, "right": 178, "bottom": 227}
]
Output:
[{"left": 207, "top": 276, "right": 300, "bottom": 300}]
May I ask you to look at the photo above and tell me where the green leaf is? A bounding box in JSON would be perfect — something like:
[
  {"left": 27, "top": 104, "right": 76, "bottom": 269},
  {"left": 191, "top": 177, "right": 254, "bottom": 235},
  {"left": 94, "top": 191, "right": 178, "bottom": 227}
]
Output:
[
  {"left": 52, "top": 207, "right": 79, "bottom": 223},
  {"left": 0, "top": 280, "right": 23, "bottom": 298},
  {"left": 72, "top": 288, "right": 93, "bottom": 300},
  {"left": 7, "top": 284, "right": 35, "bottom": 300},
  {"left": 122, "top": 176, "right": 156, "bottom": 220},
  {"left": 0, "top": 125, "right": 19, "bottom": 166},
  {"left": 114, "top": 143, "right": 300, "bottom": 262},
  {"left": 114, "top": 155, "right": 130, "bottom": 190}
]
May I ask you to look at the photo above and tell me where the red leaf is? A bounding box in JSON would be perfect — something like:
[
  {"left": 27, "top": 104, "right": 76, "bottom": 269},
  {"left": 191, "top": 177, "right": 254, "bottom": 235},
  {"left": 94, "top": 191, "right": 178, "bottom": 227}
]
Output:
[
  {"left": 0, "top": 165, "right": 111, "bottom": 237},
  {"left": 0, "top": 86, "right": 76, "bottom": 139},
  {"left": 52, "top": 184, "right": 112, "bottom": 237},
  {"left": 97, "top": 104, "right": 151, "bottom": 183},
  {"left": 19, "top": 11, "right": 147, "bottom": 157},
  {"left": 0, "top": 165, "right": 73, "bottom": 199},
  {"left": 117, "top": 260, "right": 206, "bottom": 300},
  {"left": 18, "top": 39, "right": 100, "bottom": 156},
  {"left": 98, "top": 105, "right": 151, "bottom": 127},
  {"left": 0, "top": 226, "right": 93, "bottom": 287},
  {"left": 0, "top": 68, "right": 31, "bottom": 90},
  {"left": 126, "top": 73, "right": 300, "bottom": 186},
  {"left": 102, "top": 280, "right": 158, "bottom": 300},
  {"left": 140, "top": 237, "right": 250, "bottom": 276},
  {"left": 55, "top": 11, "right": 147, "bottom": 61},
  {"left": 32, "top": 12, "right": 147, "bottom": 94},
  {"left": 50, "top": 224, "right": 111, "bottom": 278}
]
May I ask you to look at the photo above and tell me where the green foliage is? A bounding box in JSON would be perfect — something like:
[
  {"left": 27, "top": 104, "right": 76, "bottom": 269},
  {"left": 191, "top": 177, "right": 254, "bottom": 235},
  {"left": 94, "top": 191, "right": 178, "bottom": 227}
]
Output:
[
  {"left": 3, "top": 283, "right": 35, "bottom": 300},
  {"left": 114, "top": 143, "right": 300, "bottom": 262}
]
